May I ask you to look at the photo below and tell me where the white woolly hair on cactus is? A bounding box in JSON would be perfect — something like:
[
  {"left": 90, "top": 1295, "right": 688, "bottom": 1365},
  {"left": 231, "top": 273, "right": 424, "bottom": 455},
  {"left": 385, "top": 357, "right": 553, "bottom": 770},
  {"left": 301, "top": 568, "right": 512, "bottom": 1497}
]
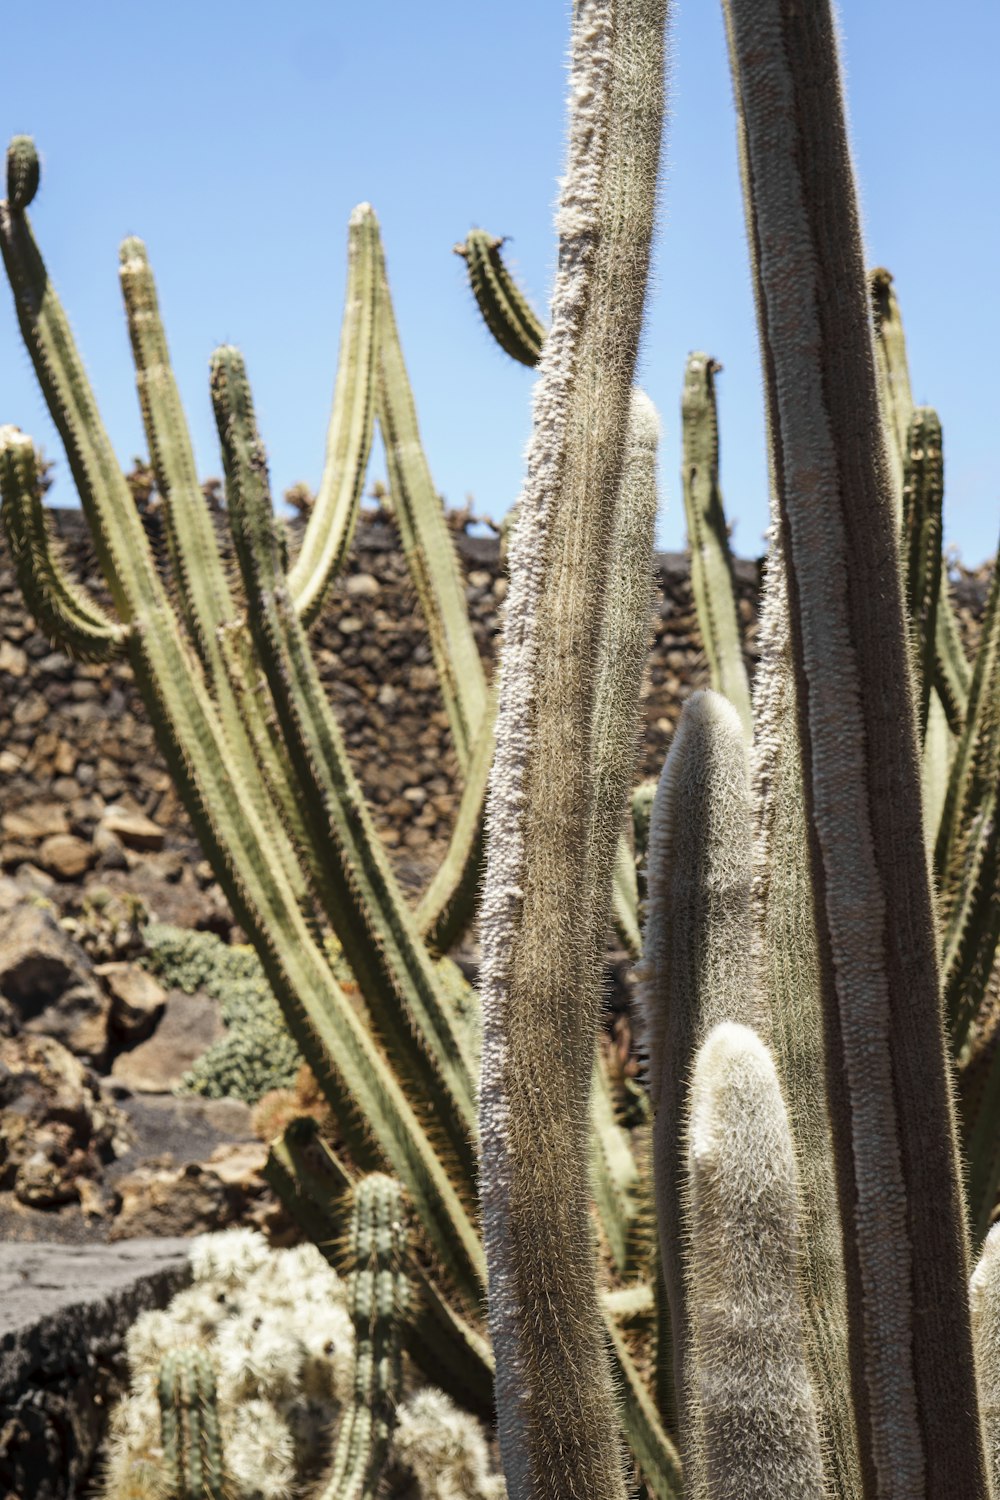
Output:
[
  {"left": 391, "top": 1389, "right": 506, "bottom": 1500},
  {"left": 685, "top": 1021, "right": 825, "bottom": 1500},
  {"left": 224, "top": 1398, "right": 297, "bottom": 1500}
]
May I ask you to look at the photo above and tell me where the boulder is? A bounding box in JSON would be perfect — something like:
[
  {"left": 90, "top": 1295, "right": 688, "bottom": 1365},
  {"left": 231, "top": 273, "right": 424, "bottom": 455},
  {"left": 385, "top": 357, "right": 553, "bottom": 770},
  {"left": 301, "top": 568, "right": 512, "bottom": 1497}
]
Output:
[
  {"left": 96, "top": 961, "right": 166, "bottom": 1044},
  {"left": 0, "top": 1034, "right": 129, "bottom": 1209},
  {"left": 0, "top": 906, "right": 110, "bottom": 1063},
  {"left": 99, "top": 803, "right": 165, "bottom": 852},
  {"left": 38, "top": 833, "right": 95, "bottom": 882},
  {"left": 110, "top": 988, "right": 223, "bottom": 1093}
]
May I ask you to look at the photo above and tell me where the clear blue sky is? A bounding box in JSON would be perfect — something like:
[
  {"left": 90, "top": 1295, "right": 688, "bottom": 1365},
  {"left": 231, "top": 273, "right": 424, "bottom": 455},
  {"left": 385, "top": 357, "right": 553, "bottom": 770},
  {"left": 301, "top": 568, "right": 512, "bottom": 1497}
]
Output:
[{"left": 1, "top": 2, "right": 997, "bottom": 564}]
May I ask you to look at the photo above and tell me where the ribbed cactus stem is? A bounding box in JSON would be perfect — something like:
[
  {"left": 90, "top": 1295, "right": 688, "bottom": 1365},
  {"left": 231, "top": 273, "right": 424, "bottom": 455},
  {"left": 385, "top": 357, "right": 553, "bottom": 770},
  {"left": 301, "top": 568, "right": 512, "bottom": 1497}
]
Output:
[
  {"left": 900, "top": 406, "right": 944, "bottom": 741},
  {"left": 288, "top": 202, "right": 379, "bottom": 625},
  {"left": 156, "top": 1347, "right": 225, "bottom": 1500},
  {"left": 478, "top": 0, "right": 667, "bottom": 1491},
  {"left": 642, "top": 688, "right": 755, "bottom": 1470},
  {"left": 320, "top": 1174, "right": 409, "bottom": 1500},
  {"left": 723, "top": 1, "right": 988, "bottom": 1492},
  {"left": 6, "top": 136, "right": 39, "bottom": 212},
  {"left": 680, "top": 353, "right": 753, "bottom": 739},
  {"left": 455, "top": 230, "right": 545, "bottom": 368},
  {"left": 685, "top": 1022, "right": 825, "bottom": 1500}
]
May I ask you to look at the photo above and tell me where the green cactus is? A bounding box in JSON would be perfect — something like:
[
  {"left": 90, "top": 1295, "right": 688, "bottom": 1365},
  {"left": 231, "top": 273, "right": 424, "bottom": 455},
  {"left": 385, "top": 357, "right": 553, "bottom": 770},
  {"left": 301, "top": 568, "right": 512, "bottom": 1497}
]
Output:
[
  {"left": 454, "top": 229, "right": 545, "bottom": 368},
  {"left": 679, "top": 353, "right": 753, "bottom": 739},
  {"left": 319, "top": 1174, "right": 409, "bottom": 1500},
  {"left": 900, "top": 407, "right": 944, "bottom": 741},
  {"left": 157, "top": 1347, "right": 226, "bottom": 1500}
]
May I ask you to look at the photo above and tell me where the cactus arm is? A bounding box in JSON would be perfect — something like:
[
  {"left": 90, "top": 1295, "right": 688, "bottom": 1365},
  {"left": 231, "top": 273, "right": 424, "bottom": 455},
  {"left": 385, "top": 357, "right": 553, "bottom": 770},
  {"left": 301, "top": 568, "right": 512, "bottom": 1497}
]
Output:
[
  {"left": 288, "top": 204, "right": 379, "bottom": 625},
  {"left": 680, "top": 354, "right": 753, "bottom": 739},
  {"left": 374, "top": 245, "right": 489, "bottom": 771},
  {"left": 478, "top": 0, "right": 666, "bottom": 1490},
  {"left": 943, "top": 782, "right": 999, "bottom": 1055},
  {"left": 971, "top": 1225, "right": 1000, "bottom": 1492},
  {"left": 0, "top": 431, "right": 127, "bottom": 661},
  {"left": 589, "top": 1053, "right": 641, "bottom": 1274},
  {"left": 870, "top": 266, "right": 971, "bottom": 729},
  {"left": 685, "top": 1022, "right": 826, "bottom": 1500},
  {"left": 0, "top": 151, "right": 483, "bottom": 1306},
  {"left": 415, "top": 692, "right": 495, "bottom": 955},
  {"left": 963, "top": 1039, "right": 1000, "bottom": 1246},
  {"left": 118, "top": 236, "right": 240, "bottom": 674},
  {"left": 869, "top": 268, "right": 914, "bottom": 516},
  {"left": 723, "top": 3, "right": 988, "bottom": 1492},
  {"left": 900, "top": 407, "right": 944, "bottom": 742},
  {"left": 157, "top": 1349, "right": 225, "bottom": 1500},
  {"left": 118, "top": 237, "right": 318, "bottom": 916},
  {"left": 749, "top": 535, "right": 862, "bottom": 1499},
  {"left": 265, "top": 1117, "right": 495, "bottom": 1418},
  {"left": 922, "top": 683, "right": 953, "bottom": 857},
  {"left": 604, "top": 1313, "right": 683, "bottom": 1500},
  {"left": 642, "top": 689, "right": 755, "bottom": 1462},
  {"left": 936, "top": 536, "right": 1000, "bottom": 910},
  {"left": 211, "top": 346, "right": 480, "bottom": 1192},
  {"left": 454, "top": 229, "right": 546, "bottom": 368},
  {"left": 320, "top": 1175, "right": 409, "bottom": 1500}
]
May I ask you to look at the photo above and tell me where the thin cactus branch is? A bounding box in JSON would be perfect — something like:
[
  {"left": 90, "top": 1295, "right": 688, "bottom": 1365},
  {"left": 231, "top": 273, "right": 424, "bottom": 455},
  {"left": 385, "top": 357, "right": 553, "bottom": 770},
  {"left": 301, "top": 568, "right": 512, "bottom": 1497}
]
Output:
[
  {"left": 157, "top": 1347, "right": 226, "bottom": 1500},
  {"left": 454, "top": 229, "right": 545, "bottom": 367},
  {"left": 900, "top": 406, "right": 944, "bottom": 742},
  {"left": 288, "top": 203, "right": 380, "bottom": 626},
  {"left": 680, "top": 353, "right": 753, "bottom": 739},
  {"left": 0, "top": 429, "right": 127, "bottom": 661}
]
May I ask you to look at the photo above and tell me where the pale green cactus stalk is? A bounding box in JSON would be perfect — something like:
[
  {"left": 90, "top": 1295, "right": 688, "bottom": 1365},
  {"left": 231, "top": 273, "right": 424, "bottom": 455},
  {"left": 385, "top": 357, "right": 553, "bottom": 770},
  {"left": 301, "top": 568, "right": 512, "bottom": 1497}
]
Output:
[
  {"left": 723, "top": 0, "right": 989, "bottom": 1492},
  {"left": 685, "top": 1022, "right": 825, "bottom": 1500},
  {"left": 679, "top": 353, "right": 753, "bottom": 739},
  {"left": 477, "top": 0, "right": 669, "bottom": 1491}
]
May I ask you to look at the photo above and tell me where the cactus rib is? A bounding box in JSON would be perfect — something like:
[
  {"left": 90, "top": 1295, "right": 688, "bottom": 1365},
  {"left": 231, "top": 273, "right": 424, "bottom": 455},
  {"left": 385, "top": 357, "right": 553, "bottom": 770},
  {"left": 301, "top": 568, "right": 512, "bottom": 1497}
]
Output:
[{"left": 455, "top": 229, "right": 545, "bottom": 368}]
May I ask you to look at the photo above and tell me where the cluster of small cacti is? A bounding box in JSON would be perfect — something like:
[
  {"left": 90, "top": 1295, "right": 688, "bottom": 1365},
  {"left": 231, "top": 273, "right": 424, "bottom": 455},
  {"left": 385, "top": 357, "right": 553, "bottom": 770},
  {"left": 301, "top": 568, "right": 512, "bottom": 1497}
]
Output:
[
  {"left": 102, "top": 1216, "right": 503, "bottom": 1500},
  {"left": 2, "top": 0, "right": 999, "bottom": 1496}
]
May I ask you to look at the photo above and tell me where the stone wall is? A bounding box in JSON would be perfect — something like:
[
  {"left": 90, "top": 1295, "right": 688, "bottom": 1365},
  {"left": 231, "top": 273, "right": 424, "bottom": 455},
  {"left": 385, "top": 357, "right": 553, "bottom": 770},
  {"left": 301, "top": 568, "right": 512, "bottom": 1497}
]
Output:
[
  {"left": 0, "top": 508, "right": 760, "bottom": 882},
  {"left": 0, "top": 506, "right": 991, "bottom": 887}
]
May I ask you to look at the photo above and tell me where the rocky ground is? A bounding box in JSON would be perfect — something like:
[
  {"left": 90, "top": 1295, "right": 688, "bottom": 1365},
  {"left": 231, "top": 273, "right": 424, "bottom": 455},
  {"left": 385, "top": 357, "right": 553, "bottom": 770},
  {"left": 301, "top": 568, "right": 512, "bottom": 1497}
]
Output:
[{"left": 0, "top": 506, "right": 992, "bottom": 1253}]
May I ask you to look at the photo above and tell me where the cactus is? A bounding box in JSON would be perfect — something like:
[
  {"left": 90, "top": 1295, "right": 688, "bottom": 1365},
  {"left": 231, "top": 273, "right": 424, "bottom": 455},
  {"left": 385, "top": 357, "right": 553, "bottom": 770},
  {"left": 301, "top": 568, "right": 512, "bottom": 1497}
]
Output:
[
  {"left": 319, "top": 1174, "right": 409, "bottom": 1500},
  {"left": 453, "top": 230, "right": 545, "bottom": 368},
  {"left": 685, "top": 1022, "right": 825, "bottom": 1500},
  {"left": 679, "top": 354, "right": 753, "bottom": 738},
  {"left": 477, "top": 0, "right": 669, "bottom": 1493},
  {"left": 899, "top": 406, "right": 944, "bottom": 740},
  {"left": 157, "top": 1347, "right": 226, "bottom": 1500},
  {"left": 971, "top": 1225, "right": 1000, "bottom": 1493}
]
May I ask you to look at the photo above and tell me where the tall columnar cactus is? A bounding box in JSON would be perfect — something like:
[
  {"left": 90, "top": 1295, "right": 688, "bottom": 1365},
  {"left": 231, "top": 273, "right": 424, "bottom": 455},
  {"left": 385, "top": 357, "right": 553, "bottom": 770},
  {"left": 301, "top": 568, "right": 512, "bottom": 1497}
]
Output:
[
  {"left": 477, "top": 0, "right": 669, "bottom": 1493},
  {"left": 722, "top": 0, "right": 988, "bottom": 1492},
  {"left": 157, "top": 1348, "right": 226, "bottom": 1500}
]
